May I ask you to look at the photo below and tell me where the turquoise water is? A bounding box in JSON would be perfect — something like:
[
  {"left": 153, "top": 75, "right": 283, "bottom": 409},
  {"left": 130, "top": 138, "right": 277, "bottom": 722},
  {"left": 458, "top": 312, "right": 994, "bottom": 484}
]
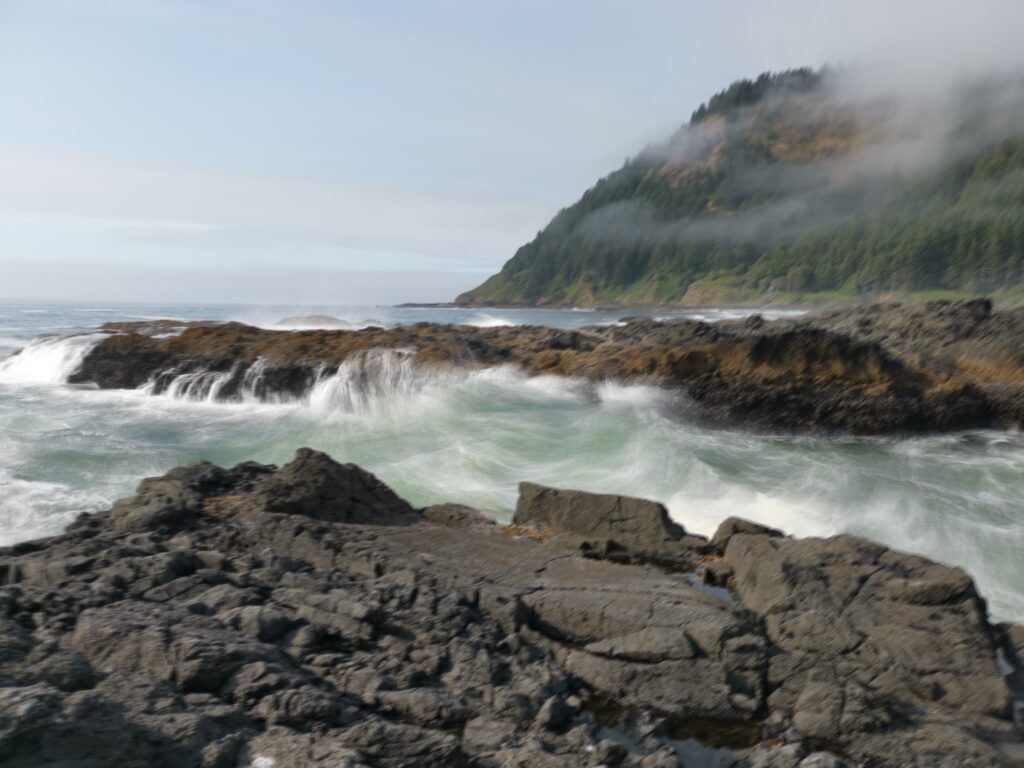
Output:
[{"left": 1, "top": 300, "right": 1022, "bottom": 623}]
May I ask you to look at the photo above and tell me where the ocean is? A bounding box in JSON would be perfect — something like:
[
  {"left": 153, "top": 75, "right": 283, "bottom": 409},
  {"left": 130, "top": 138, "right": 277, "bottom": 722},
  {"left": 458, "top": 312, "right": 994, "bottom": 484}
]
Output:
[{"left": 1, "top": 299, "right": 1022, "bottom": 624}]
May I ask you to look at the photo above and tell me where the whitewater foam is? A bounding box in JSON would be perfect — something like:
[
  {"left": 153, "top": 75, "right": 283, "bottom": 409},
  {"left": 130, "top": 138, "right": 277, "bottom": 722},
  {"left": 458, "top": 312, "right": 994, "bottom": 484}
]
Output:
[
  {"left": 0, "top": 333, "right": 104, "bottom": 385},
  {"left": 0, "top": 467, "right": 108, "bottom": 546},
  {"left": 138, "top": 348, "right": 465, "bottom": 415},
  {"left": 2, "top": 307, "right": 1024, "bottom": 625},
  {"left": 271, "top": 315, "right": 389, "bottom": 331},
  {"left": 595, "top": 380, "right": 665, "bottom": 406},
  {"left": 464, "top": 313, "right": 514, "bottom": 328},
  {"left": 307, "top": 349, "right": 456, "bottom": 415},
  {"left": 163, "top": 365, "right": 243, "bottom": 403},
  {"left": 140, "top": 350, "right": 671, "bottom": 420}
]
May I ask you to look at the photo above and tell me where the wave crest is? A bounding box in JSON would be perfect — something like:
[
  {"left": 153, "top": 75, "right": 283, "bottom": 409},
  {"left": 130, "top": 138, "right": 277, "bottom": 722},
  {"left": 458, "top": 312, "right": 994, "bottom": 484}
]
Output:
[{"left": 0, "top": 334, "right": 104, "bottom": 385}]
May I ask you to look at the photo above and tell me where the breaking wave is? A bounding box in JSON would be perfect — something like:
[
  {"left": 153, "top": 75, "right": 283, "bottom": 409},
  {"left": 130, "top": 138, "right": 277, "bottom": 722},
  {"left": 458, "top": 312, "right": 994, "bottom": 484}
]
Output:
[
  {"left": 138, "top": 349, "right": 461, "bottom": 412},
  {"left": 271, "top": 315, "right": 389, "bottom": 331},
  {"left": 2, "top": 327, "right": 1024, "bottom": 625},
  {"left": 463, "top": 313, "right": 515, "bottom": 328},
  {"left": 0, "top": 333, "right": 105, "bottom": 385},
  {"left": 136, "top": 348, "right": 650, "bottom": 418},
  {"left": 306, "top": 350, "right": 456, "bottom": 414}
]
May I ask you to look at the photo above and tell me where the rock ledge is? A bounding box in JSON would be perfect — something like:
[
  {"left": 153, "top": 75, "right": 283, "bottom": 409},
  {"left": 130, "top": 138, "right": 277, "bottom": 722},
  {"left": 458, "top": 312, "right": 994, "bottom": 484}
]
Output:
[{"left": 0, "top": 449, "right": 1021, "bottom": 767}]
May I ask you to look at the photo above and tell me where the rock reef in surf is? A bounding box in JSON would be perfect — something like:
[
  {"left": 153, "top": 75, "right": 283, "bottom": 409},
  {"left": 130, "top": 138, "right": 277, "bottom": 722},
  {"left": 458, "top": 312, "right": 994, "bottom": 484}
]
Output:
[
  {"left": 67, "top": 299, "right": 1024, "bottom": 434},
  {"left": 0, "top": 448, "right": 1021, "bottom": 767}
]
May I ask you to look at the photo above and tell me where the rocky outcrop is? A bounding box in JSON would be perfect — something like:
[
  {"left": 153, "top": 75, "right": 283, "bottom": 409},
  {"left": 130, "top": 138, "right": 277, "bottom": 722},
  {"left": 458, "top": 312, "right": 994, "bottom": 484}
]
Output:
[
  {"left": 723, "top": 525, "right": 1018, "bottom": 767},
  {"left": 514, "top": 483, "right": 685, "bottom": 543},
  {"left": 0, "top": 449, "right": 1020, "bottom": 767},
  {"left": 61, "top": 299, "right": 1024, "bottom": 434},
  {"left": 513, "top": 483, "right": 712, "bottom": 570}
]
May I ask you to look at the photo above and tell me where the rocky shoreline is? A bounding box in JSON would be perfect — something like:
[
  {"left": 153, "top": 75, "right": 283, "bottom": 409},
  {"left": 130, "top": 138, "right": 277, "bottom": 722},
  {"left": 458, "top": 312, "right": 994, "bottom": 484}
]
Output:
[
  {"left": 1, "top": 448, "right": 1022, "bottom": 767},
  {"left": 64, "top": 298, "right": 1024, "bottom": 434}
]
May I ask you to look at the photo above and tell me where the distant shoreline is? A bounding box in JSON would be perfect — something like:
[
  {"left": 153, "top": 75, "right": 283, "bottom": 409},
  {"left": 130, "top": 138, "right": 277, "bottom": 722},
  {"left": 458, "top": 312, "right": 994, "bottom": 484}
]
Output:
[
  {"left": 403, "top": 289, "right": 1022, "bottom": 313},
  {"left": 395, "top": 301, "right": 815, "bottom": 312}
]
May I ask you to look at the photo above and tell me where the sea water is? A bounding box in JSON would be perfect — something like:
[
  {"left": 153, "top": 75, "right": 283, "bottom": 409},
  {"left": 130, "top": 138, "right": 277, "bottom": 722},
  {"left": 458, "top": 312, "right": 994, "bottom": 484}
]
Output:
[{"left": 1, "top": 300, "right": 1022, "bottom": 624}]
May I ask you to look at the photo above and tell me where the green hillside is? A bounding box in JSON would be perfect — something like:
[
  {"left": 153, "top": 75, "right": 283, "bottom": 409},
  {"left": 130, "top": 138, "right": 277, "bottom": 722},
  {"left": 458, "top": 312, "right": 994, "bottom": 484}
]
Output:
[{"left": 457, "top": 69, "right": 1024, "bottom": 306}]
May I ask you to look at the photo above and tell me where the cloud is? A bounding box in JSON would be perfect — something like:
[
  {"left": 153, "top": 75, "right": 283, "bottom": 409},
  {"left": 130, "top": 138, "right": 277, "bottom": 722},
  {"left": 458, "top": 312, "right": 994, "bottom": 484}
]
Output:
[
  {"left": 573, "top": 61, "right": 1024, "bottom": 253},
  {"left": 5, "top": 1, "right": 1024, "bottom": 302},
  {"left": 0, "top": 147, "right": 549, "bottom": 270}
]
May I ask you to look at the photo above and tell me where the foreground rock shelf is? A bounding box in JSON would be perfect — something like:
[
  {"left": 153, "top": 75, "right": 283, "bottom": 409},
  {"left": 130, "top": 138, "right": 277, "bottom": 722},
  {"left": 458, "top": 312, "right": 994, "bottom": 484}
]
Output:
[
  {"left": 1, "top": 449, "right": 1021, "bottom": 767},
  {"left": 60, "top": 298, "right": 1024, "bottom": 434}
]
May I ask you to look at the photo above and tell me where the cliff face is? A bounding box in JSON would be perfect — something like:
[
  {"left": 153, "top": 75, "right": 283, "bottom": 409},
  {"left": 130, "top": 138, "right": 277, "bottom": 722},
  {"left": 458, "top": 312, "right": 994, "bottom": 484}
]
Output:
[
  {"left": 65, "top": 299, "right": 1024, "bottom": 434},
  {"left": 0, "top": 448, "right": 1020, "bottom": 767},
  {"left": 457, "top": 69, "right": 1024, "bottom": 306}
]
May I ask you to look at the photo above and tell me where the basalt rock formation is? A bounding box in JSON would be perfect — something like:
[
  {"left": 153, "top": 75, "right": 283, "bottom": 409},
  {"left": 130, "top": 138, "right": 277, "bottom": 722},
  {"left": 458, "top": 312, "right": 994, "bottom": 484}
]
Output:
[
  {"left": 65, "top": 299, "right": 1024, "bottom": 434},
  {"left": 0, "top": 449, "right": 1021, "bottom": 767}
]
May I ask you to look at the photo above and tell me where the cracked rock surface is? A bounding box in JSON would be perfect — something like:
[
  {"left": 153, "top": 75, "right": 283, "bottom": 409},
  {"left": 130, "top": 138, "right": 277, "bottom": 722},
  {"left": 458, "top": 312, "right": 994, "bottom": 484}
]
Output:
[{"left": 0, "top": 448, "right": 1021, "bottom": 767}]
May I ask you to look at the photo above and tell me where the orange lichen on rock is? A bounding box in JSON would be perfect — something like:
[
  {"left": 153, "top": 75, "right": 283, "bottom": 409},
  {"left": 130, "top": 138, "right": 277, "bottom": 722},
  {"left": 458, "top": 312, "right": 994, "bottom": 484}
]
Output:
[{"left": 73, "top": 300, "right": 1024, "bottom": 434}]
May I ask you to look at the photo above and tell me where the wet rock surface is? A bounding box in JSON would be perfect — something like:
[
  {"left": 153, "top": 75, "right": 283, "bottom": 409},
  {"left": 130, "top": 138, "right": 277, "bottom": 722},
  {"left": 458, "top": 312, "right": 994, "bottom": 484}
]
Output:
[
  {"left": 65, "top": 299, "right": 1024, "bottom": 434},
  {"left": 0, "top": 448, "right": 1020, "bottom": 766}
]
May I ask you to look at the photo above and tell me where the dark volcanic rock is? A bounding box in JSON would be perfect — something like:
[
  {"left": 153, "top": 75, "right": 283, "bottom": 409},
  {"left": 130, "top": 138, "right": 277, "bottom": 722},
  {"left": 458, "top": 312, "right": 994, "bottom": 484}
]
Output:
[
  {"left": 421, "top": 502, "right": 496, "bottom": 529},
  {"left": 105, "top": 459, "right": 269, "bottom": 532},
  {"left": 514, "top": 482, "right": 685, "bottom": 544},
  {"left": 67, "top": 331, "right": 172, "bottom": 390},
  {"left": 65, "top": 299, "right": 1024, "bottom": 434},
  {"left": 250, "top": 447, "right": 417, "bottom": 524},
  {"left": 725, "top": 531, "right": 1019, "bottom": 767},
  {"left": 0, "top": 449, "right": 1020, "bottom": 766},
  {"left": 711, "top": 516, "right": 784, "bottom": 551},
  {"left": 513, "top": 482, "right": 711, "bottom": 569}
]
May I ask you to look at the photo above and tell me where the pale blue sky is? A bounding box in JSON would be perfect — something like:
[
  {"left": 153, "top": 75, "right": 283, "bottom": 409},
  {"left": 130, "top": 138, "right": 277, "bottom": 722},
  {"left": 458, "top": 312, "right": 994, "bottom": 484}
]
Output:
[{"left": 1, "top": 0, "right": 1022, "bottom": 303}]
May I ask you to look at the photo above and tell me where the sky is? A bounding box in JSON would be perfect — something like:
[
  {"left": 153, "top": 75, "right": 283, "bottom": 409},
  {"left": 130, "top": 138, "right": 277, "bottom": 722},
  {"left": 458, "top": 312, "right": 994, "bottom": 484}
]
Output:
[{"left": 1, "top": 0, "right": 1023, "bottom": 304}]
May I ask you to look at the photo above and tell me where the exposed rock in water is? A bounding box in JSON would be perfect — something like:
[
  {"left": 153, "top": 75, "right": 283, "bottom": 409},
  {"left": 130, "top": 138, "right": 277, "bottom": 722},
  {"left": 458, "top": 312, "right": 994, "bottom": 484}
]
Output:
[
  {"left": 0, "top": 449, "right": 1020, "bottom": 766},
  {"left": 67, "top": 299, "right": 1024, "bottom": 434}
]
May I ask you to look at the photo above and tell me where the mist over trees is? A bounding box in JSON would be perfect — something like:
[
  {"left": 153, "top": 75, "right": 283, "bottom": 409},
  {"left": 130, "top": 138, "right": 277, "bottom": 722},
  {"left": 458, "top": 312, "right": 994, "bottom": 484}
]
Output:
[{"left": 458, "top": 68, "right": 1024, "bottom": 305}]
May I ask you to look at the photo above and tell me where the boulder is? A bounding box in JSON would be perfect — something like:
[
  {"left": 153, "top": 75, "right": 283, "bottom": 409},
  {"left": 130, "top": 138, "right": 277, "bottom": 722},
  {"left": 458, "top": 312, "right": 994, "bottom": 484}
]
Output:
[
  {"left": 102, "top": 449, "right": 419, "bottom": 533},
  {"left": 513, "top": 482, "right": 684, "bottom": 546},
  {"left": 711, "top": 516, "right": 783, "bottom": 551},
  {"left": 252, "top": 448, "right": 418, "bottom": 524},
  {"left": 725, "top": 529, "right": 1018, "bottom": 766}
]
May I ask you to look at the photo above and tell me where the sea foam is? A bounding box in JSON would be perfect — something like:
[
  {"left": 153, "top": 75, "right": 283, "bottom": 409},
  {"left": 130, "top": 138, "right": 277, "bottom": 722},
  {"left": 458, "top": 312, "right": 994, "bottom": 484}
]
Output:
[{"left": 0, "top": 333, "right": 104, "bottom": 385}]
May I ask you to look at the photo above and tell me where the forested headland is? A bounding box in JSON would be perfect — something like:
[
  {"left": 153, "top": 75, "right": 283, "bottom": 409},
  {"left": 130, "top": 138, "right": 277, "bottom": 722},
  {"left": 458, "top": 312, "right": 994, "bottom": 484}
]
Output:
[{"left": 458, "top": 68, "right": 1024, "bottom": 306}]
